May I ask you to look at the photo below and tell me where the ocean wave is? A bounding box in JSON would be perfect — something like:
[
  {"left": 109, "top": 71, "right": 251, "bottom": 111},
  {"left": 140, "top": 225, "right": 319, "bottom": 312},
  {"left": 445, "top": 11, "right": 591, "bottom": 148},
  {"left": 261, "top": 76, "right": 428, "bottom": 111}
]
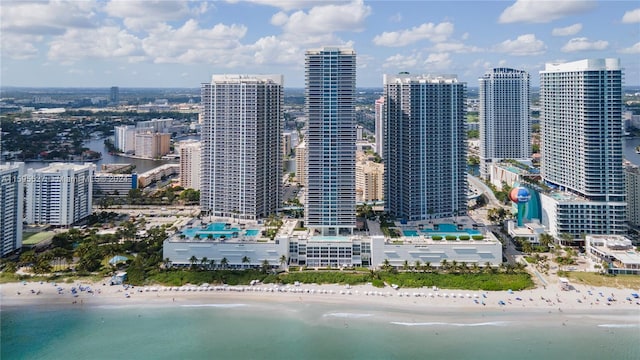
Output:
[
  {"left": 323, "top": 312, "right": 373, "bottom": 319},
  {"left": 180, "top": 304, "right": 247, "bottom": 308},
  {"left": 391, "top": 321, "right": 509, "bottom": 327},
  {"left": 597, "top": 324, "right": 639, "bottom": 328}
]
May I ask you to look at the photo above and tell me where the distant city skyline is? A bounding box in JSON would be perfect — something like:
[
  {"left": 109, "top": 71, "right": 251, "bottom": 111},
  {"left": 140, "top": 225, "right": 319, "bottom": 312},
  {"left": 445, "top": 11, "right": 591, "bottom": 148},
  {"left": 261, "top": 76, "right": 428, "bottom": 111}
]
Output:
[{"left": 1, "top": 1, "right": 639, "bottom": 88}]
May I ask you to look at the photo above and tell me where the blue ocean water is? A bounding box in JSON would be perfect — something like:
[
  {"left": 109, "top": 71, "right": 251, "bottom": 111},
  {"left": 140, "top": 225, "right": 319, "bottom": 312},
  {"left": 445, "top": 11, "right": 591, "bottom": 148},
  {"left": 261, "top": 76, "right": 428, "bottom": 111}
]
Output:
[{"left": 2, "top": 302, "right": 639, "bottom": 360}]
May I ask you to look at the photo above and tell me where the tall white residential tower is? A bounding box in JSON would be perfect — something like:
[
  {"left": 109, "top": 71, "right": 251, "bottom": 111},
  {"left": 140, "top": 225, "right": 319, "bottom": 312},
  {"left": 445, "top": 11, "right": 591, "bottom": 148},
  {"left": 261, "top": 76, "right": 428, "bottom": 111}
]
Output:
[
  {"left": 540, "top": 59, "right": 626, "bottom": 241},
  {"left": 25, "top": 163, "right": 95, "bottom": 226}
]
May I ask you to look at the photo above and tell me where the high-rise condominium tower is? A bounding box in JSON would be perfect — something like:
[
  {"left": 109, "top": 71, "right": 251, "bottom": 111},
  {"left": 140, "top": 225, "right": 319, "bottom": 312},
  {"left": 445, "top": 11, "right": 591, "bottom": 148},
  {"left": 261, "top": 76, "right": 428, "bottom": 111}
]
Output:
[
  {"left": 305, "top": 47, "right": 356, "bottom": 236},
  {"left": 540, "top": 59, "right": 626, "bottom": 237},
  {"left": 179, "top": 140, "right": 201, "bottom": 191},
  {"left": 384, "top": 74, "right": 467, "bottom": 222},
  {"left": 374, "top": 96, "right": 385, "bottom": 157},
  {"left": 0, "top": 162, "right": 24, "bottom": 257},
  {"left": 200, "top": 75, "right": 282, "bottom": 220},
  {"left": 25, "top": 163, "right": 95, "bottom": 226},
  {"left": 479, "top": 68, "right": 531, "bottom": 179}
]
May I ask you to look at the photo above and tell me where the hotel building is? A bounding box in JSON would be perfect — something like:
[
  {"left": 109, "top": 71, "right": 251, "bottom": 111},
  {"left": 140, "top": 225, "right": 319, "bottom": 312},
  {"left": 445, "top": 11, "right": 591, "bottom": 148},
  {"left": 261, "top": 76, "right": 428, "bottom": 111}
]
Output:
[
  {"left": 25, "top": 163, "right": 95, "bottom": 226},
  {"left": 179, "top": 140, "right": 201, "bottom": 191},
  {"left": 479, "top": 68, "right": 531, "bottom": 179},
  {"left": 383, "top": 74, "right": 467, "bottom": 222},
  {"left": 304, "top": 47, "right": 356, "bottom": 235},
  {"left": 0, "top": 163, "right": 24, "bottom": 256},
  {"left": 540, "top": 59, "right": 626, "bottom": 242},
  {"left": 200, "top": 74, "right": 282, "bottom": 220}
]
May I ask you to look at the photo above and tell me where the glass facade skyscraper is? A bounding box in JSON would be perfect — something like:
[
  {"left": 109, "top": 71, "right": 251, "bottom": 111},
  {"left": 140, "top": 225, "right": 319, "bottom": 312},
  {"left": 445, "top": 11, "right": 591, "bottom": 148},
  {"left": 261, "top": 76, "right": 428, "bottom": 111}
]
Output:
[
  {"left": 479, "top": 68, "right": 531, "bottom": 179},
  {"left": 304, "top": 47, "right": 356, "bottom": 236},
  {"left": 200, "top": 75, "right": 282, "bottom": 220},
  {"left": 540, "top": 59, "right": 626, "bottom": 238},
  {"left": 383, "top": 74, "right": 467, "bottom": 222}
]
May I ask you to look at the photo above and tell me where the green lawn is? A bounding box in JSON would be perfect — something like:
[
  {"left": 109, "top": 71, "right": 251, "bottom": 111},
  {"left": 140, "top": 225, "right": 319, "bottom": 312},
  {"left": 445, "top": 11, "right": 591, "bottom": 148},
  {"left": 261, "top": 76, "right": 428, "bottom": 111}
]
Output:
[{"left": 22, "top": 231, "right": 56, "bottom": 246}]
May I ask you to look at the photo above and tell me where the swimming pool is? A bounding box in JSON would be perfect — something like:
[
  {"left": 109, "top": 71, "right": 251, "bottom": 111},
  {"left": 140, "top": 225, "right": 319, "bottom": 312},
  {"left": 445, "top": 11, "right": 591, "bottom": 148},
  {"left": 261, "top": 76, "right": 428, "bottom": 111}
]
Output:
[
  {"left": 403, "top": 230, "right": 419, "bottom": 237},
  {"left": 244, "top": 229, "right": 260, "bottom": 237}
]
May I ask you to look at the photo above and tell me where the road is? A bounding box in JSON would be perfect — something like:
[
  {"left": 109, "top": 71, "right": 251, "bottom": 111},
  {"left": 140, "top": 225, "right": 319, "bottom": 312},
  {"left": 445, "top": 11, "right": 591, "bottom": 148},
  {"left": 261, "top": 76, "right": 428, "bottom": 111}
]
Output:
[{"left": 466, "top": 174, "right": 506, "bottom": 209}]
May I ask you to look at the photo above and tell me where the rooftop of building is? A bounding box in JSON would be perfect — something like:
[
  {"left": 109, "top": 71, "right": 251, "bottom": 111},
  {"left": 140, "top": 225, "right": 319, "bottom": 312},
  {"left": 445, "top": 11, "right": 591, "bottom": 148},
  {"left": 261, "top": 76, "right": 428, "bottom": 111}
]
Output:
[
  {"left": 28, "top": 162, "right": 95, "bottom": 173},
  {"left": 587, "top": 235, "right": 640, "bottom": 266}
]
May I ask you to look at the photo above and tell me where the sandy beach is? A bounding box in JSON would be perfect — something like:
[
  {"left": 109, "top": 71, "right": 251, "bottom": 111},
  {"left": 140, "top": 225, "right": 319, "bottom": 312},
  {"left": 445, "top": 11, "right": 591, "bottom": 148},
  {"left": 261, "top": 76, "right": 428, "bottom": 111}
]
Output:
[{"left": 3, "top": 278, "right": 640, "bottom": 318}]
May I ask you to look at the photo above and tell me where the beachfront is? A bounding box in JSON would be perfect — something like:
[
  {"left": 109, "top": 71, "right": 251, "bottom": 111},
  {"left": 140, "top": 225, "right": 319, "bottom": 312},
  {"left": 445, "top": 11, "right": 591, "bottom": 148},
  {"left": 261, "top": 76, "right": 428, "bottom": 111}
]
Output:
[{"left": 3, "top": 278, "right": 640, "bottom": 314}]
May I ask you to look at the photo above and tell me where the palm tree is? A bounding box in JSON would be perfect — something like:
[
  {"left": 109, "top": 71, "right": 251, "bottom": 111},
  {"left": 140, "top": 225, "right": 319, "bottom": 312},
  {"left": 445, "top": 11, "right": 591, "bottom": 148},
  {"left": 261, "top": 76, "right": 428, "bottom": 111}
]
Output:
[
  {"left": 200, "top": 257, "right": 209, "bottom": 270},
  {"left": 242, "top": 256, "right": 251, "bottom": 269},
  {"left": 424, "top": 262, "right": 432, "bottom": 273},
  {"left": 440, "top": 259, "right": 449, "bottom": 272},
  {"left": 471, "top": 262, "right": 480, "bottom": 274},
  {"left": 279, "top": 255, "right": 288, "bottom": 270},
  {"left": 220, "top": 257, "right": 229, "bottom": 270},
  {"left": 382, "top": 258, "right": 391, "bottom": 271},
  {"left": 189, "top": 256, "right": 198, "bottom": 270},
  {"left": 451, "top": 260, "right": 458, "bottom": 273},
  {"left": 261, "top": 259, "right": 270, "bottom": 273},
  {"left": 414, "top": 260, "right": 421, "bottom": 272},
  {"left": 402, "top": 260, "right": 409, "bottom": 271},
  {"left": 209, "top": 259, "right": 216, "bottom": 270},
  {"left": 484, "top": 261, "right": 493, "bottom": 273},
  {"left": 163, "top": 257, "right": 172, "bottom": 270}
]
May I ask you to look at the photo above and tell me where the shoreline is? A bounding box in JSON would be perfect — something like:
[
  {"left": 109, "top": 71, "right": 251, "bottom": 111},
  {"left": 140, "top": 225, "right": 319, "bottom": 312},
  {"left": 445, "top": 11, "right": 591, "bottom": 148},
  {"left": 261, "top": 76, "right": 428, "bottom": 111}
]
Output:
[{"left": 2, "top": 279, "right": 639, "bottom": 322}]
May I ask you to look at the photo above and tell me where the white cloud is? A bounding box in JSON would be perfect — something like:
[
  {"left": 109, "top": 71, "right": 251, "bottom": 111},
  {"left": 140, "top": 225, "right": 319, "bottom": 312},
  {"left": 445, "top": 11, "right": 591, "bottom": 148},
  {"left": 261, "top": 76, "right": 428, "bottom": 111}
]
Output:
[
  {"left": 48, "top": 26, "right": 143, "bottom": 64},
  {"left": 250, "top": 36, "right": 300, "bottom": 65},
  {"left": 552, "top": 23, "right": 582, "bottom": 36},
  {"left": 424, "top": 53, "right": 452, "bottom": 71},
  {"left": 373, "top": 22, "right": 454, "bottom": 47},
  {"left": 431, "top": 42, "right": 482, "bottom": 53},
  {"left": 1, "top": 34, "right": 42, "bottom": 60},
  {"left": 499, "top": 0, "right": 594, "bottom": 24},
  {"left": 274, "top": 0, "right": 371, "bottom": 37},
  {"left": 561, "top": 37, "right": 608, "bottom": 52},
  {"left": 622, "top": 8, "right": 640, "bottom": 23},
  {"left": 104, "top": 0, "right": 205, "bottom": 31},
  {"left": 141, "top": 20, "right": 248, "bottom": 64},
  {"left": 1, "top": 0, "right": 98, "bottom": 35},
  {"left": 226, "top": 0, "right": 344, "bottom": 11},
  {"left": 493, "top": 34, "right": 546, "bottom": 56},
  {"left": 619, "top": 42, "right": 640, "bottom": 54},
  {"left": 382, "top": 53, "right": 422, "bottom": 69}
]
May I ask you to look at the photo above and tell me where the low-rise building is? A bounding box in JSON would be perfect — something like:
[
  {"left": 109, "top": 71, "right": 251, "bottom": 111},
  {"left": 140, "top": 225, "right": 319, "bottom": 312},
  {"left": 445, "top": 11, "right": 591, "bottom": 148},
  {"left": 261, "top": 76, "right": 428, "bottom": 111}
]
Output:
[
  {"left": 93, "top": 172, "right": 137, "bottom": 197},
  {"left": 586, "top": 235, "right": 640, "bottom": 275}
]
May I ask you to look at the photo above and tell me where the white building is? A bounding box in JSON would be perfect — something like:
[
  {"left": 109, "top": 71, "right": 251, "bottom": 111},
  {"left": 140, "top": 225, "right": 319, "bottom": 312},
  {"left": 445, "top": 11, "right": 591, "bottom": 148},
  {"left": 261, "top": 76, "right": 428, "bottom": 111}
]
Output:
[
  {"left": 625, "top": 164, "right": 640, "bottom": 227},
  {"left": 163, "top": 219, "right": 502, "bottom": 269},
  {"left": 200, "top": 74, "right": 282, "bottom": 220},
  {"left": 179, "top": 140, "right": 201, "bottom": 191},
  {"left": 305, "top": 47, "right": 356, "bottom": 235},
  {"left": 539, "top": 59, "right": 626, "bottom": 242},
  {"left": 384, "top": 73, "right": 467, "bottom": 222},
  {"left": 93, "top": 173, "right": 137, "bottom": 197},
  {"left": 113, "top": 125, "right": 136, "bottom": 153},
  {"left": 25, "top": 163, "right": 95, "bottom": 226},
  {"left": 479, "top": 68, "right": 531, "bottom": 179},
  {"left": 586, "top": 235, "right": 640, "bottom": 275},
  {"left": 0, "top": 163, "right": 24, "bottom": 256}
]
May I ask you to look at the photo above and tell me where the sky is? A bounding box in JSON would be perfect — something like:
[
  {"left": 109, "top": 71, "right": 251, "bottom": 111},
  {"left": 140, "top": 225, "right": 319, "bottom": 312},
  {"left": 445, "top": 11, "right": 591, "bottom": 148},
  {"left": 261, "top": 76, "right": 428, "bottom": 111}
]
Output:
[{"left": 1, "top": 0, "right": 639, "bottom": 88}]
